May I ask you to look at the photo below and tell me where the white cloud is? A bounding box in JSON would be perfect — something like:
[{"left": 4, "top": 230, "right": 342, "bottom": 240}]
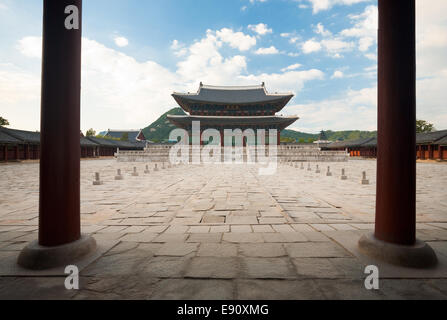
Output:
[
  {"left": 7, "top": 28, "right": 326, "bottom": 132},
  {"left": 249, "top": 0, "right": 268, "bottom": 4},
  {"left": 340, "top": 5, "right": 377, "bottom": 53},
  {"left": 315, "top": 23, "right": 332, "bottom": 37},
  {"left": 240, "top": 69, "right": 325, "bottom": 94},
  {"left": 290, "top": 86, "right": 377, "bottom": 132},
  {"left": 301, "top": 37, "right": 353, "bottom": 56},
  {"left": 175, "top": 30, "right": 249, "bottom": 84},
  {"left": 321, "top": 38, "right": 354, "bottom": 54},
  {"left": 114, "top": 36, "right": 129, "bottom": 48},
  {"left": 291, "top": 0, "right": 447, "bottom": 131},
  {"left": 331, "top": 70, "right": 344, "bottom": 79},
  {"left": 280, "top": 32, "right": 301, "bottom": 44},
  {"left": 248, "top": 23, "right": 273, "bottom": 36},
  {"left": 254, "top": 46, "right": 280, "bottom": 55},
  {"left": 289, "top": 37, "right": 300, "bottom": 44},
  {"left": 16, "top": 37, "right": 41, "bottom": 58},
  {"left": 170, "top": 40, "right": 187, "bottom": 57},
  {"left": 365, "top": 53, "right": 376, "bottom": 61},
  {"left": 414, "top": 0, "right": 447, "bottom": 129},
  {"left": 215, "top": 28, "right": 257, "bottom": 51},
  {"left": 300, "top": 0, "right": 372, "bottom": 14},
  {"left": 0, "top": 64, "right": 40, "bottom": 130},
  {"left": 416, "top": 0, "right": 447, "bottom": 77},
  {"left": 302, "top": 39, "right": 322, "bottom": 53},
  {"left": 281, "top": 63, "right": 302, "bottom": 72},
  {"left": 170, "top": 40, "right": 181, "bottom": 50}
]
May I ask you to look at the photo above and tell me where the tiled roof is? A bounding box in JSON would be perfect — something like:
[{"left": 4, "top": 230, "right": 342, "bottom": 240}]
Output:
[
  {"left": 327, "top": 137, "right": 376, "bottom": 149},
  {"left": 173, "top": 83, "right": 294, "bottom": 105},
  {"left": 167, "top": 115, "right": 299, "bottom": 131},
  {"left": 0, "top": 127, "right": 145, "bottom": 149},
  {"left": 361, "top": 137, "right": 377, "bottom": 148},
  {"left": 436, "top": 136, "right": 447, "bottom": 146},
  {"left": 0, "top": 128, "right": 22, "bottom": 144},
  {"left": 0, "top": 127, "right": 40, "bottom": 144},
  {"left": 416, "top": 130, "right": 447, "bottom": 144},
  {"left": 80, "top": 137, "right": 99, "bottom": 147},
  {"left": 328, "top": 130, "right": 447, "bottom": 149},
  {"left": 105, "top": 130, "right": 140, "bottom": 141},
  {"left": 86, "top": 136, "right": 118, "bottom": 147},
  {"left": 86, "top": 136, "right": 145, "bottom": 149}
]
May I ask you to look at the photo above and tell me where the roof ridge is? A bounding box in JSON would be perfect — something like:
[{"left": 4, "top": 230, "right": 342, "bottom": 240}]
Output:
[{"left": 201, "top": 84, "right": 264, "bottom": 90}]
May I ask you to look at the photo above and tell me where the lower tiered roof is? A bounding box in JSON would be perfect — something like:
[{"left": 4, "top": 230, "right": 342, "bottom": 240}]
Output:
[{"left": 167, "top": 115, "right": 299, "bottom": 131}]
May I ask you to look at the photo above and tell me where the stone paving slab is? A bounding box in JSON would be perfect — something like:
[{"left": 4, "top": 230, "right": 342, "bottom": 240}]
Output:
[
  {"left": 0, "top": 239, "right": 118, "bottom": 277},
  {"left": 0, "top": 159, "right": 446, "bottom": 299}
]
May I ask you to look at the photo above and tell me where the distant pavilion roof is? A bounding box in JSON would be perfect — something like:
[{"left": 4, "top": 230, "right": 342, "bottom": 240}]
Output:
[
  {"left": 416, "top": 130, "right": 447, "bottom": 145},
  {"left": 105, "top": 130, "right": 140, "bottom": 141},
  {"left": 0, "top": 127, "right": 40, "bottom": 144},
  {"left": 436, "top": 136, "right": 447, "bottom": 146},
  {"left": 0, "top": 128, "right": 22, "bottom": 144},
  {"left": 172, "top": 83, "right": 294, "bottom": 107},
  {"left": 326, "top": 137, "right": 376, "bottom": 149}
]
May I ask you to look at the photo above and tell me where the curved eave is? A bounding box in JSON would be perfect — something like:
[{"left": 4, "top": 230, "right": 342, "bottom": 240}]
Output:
[
  {"left": 167, "top": 115, "right": 299, "bottom": 131},
  {"left": 172, "top": 94, "right": 294, "bottom": 113}
]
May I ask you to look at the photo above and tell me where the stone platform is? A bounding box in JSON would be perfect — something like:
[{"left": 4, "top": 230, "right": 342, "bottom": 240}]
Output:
[
  {"left": 0, "top": 159, "right": 446, "bottom": 299},
  {"left": 116, "top": 145, "right": 349, "bottom": 163}
]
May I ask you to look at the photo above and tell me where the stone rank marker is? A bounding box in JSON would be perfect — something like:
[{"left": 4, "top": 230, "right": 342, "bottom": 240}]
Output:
[
  {"left": 315, "top": 165, "right": 320, "bottom": 174},
  {"left": 115, "top": 169, "right": 124, "bottom": 180},
  {"left": 326, "top": 166, "right": 332, "bottom": 177},
  {"left": 93, "top": 172, "right": 103, "bottom": 186},
  {"left": 361, "top": 171, "right": 369, "bottom": 185},
  {"left": 154, "top": 164, "right": 159, "bottom": 171},
  {"left": 341, "top": 168, "right": 348, "bottom": 180},
  {"left": 144, "top": 165, "right": 150, "bottom": 174},
  {"left": 132, "top": 167, "right": 139, "bottom": 177}
]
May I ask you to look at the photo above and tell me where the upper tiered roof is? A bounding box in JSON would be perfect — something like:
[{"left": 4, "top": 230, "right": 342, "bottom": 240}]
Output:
[{"left": 172, "top": 83, "right": 294, "bottom": 114}]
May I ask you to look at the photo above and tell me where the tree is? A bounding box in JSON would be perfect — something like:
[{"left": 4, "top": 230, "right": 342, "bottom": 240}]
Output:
[
  {"left": 86, "top": 128, "right": 96, "bottom": 137},
  {"left": 121, "top": 132, "right": 129, "bottom": 141},
  {"left": 0, "top": 116, "right": 10, "bottom": 126},
  {"left": 416, "top": 120, "right": 434, "bottom": 133}
]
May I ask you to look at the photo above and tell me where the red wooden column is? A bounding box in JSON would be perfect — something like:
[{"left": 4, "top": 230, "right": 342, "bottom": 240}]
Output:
[
  {"left": 38, "top": 0, "right": 83, "bottom": 246},
  {"left": 277, "top": 130, "right": 281, "bottom": 146},
  {"left": 429, "top": 145, "right": 434, "bottom": 160},
  {"left": 359, "top": 0, "right": 436, "bottom": 268},
  {"left": 375, "top": 0, "right": 416, "bottom": 245},
  {"left": 3, "top": 145, "right": 7, "bottom": 162},
  {"left": 439, "top": 145, "right": 443, "bottom": 160},
  {"left": 19, "top": 0, "right": 95, "bottom": 270}
]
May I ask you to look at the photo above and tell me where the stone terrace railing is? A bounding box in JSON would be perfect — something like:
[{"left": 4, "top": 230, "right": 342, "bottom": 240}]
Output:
[{"left": 116, "top": 145, "right": 349, "bottom": 163}]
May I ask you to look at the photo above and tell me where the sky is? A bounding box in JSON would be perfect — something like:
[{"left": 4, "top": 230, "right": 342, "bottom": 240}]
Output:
[{"left": 0, "top": 0, "right": 446, "bottom": 134}]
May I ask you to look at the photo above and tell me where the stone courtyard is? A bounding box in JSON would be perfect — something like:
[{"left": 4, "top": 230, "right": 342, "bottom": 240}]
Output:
[{"left": 0, "top": 159, "right": 446, "bottom": 299}]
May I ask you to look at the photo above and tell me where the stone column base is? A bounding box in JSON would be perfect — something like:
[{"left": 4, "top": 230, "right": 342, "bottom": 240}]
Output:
[
  {"left": 18, "top": 235, "right": 97, "bottom": 270},
  {"left": 358, "top": 233, "right": 437, "bottom": 268}
]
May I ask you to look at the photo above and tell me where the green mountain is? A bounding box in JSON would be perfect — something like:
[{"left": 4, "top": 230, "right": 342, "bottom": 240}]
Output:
[
  {"left": 140, "top": 108, "right": 186, "bottom": 142},
  {"left": 140, "top": 107, "right": 377, "bottom": 143},
  {"left": 282, "top": 129, "right": 377, "bottom": 143}
]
